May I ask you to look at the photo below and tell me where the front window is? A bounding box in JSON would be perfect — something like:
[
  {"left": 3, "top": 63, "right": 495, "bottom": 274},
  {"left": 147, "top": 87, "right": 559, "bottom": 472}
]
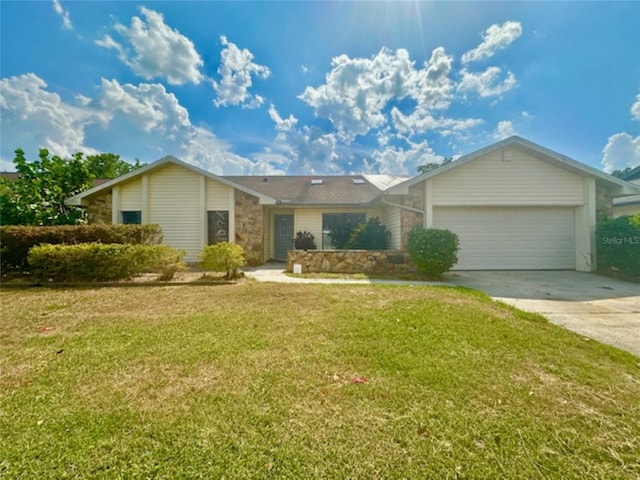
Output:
[
  {"left": 122, "top": 211, "right": 141, "bottom": 224},
  {"left": 207, "top": 211, "right": 229, "bottom": 244}
]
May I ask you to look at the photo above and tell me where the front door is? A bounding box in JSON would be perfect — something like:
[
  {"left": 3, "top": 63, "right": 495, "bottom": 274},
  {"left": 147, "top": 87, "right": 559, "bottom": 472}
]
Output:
[{"left": 274, "top": 214, "right": 294, "bottom": 260}]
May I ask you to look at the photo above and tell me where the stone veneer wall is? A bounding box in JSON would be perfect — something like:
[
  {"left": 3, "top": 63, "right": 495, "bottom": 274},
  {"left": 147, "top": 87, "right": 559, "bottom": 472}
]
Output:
[
  {"left": 596, "top": 186, "right": 613, "bottom": 220},
  {"left": 287, "top": 250, "right": 414, "bottom": 274},
  {"left": 399, "top": 183, "right": 425, "bottom": 249},
  {"left": 235, "top": 190, "right": 264, "bottom": 265},
  {"left": 86, "top": 192, "right": 112, "bottom": 224}
]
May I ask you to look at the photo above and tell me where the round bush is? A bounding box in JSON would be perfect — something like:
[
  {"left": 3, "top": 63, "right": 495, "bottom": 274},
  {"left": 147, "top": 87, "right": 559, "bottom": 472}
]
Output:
[
  {"left": 199, "top": 242, "right": 246, "bottom": 279},
  {"left": 407, "top": 227, "right": 459, "bottom": 278}
]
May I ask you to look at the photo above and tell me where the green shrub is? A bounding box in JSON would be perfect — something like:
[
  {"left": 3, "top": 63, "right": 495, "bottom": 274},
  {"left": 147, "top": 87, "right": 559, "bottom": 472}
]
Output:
[
  {"left": 199, "top": 242, "right": 246, "bottom": 280},
  {"left": 407, "top": 227, "right": 459, "bottom": 278},
  {"left": 294, "top": 231, "right": 317, "bottom": 250},
  {"left": 348, "top": 217, "right": 390, "bottom": 249},
  {"left": 27, "top": 243, "right": 185, "bottom": 282},
  {"left": 596, "top": 214, "right": 640, "bottom": 278},
  {"left": 1, "top": 224, "right": 162, "bottom": 273},
  {"left": 327, "top": 222, "right": 353, "bottom": 249}
]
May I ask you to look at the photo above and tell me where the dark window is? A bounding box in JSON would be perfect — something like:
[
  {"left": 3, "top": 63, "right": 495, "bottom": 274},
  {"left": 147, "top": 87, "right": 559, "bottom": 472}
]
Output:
[
  {"left": 122, "top": 211, "right": 141, "bottom": 224},
  {"left": 208, "top": 211, "right": 229, "bottom": 244},
  {"left": 322, "top": 212, "right": 365, "bottom": 249}
]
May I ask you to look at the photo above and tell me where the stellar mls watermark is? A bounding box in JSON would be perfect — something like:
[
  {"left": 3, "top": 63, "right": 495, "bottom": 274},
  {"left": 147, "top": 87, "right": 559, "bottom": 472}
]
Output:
[{"left": 601, "top": 236, "right": 639, "bottom": 245}]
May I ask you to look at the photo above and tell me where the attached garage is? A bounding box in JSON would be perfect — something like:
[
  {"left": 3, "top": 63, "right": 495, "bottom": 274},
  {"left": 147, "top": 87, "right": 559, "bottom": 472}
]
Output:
[
  {"left": 386, "top": 137, "right": 640, "bottom": 272},
  {"left": 433, "top": 207, "right": 575, "bottom": 270}
]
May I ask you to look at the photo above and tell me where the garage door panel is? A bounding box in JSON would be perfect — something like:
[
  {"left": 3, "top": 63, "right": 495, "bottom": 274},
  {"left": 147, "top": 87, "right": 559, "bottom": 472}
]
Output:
[{"left": 433, "top": 207, "right": 575, "bottom": 270}]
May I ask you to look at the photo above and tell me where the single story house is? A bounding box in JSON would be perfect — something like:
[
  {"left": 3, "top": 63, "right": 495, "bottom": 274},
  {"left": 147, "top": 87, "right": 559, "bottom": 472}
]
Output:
[
  {"left": 66, "top": 136, "right": 640, "bottom": 272},
  {"left": 612, "top": 165, "right": 640, "bottom": 218}
]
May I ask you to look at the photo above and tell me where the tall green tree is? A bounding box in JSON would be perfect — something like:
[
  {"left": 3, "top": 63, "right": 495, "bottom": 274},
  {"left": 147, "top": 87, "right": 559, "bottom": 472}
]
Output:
[
  {"left": 1, "top": 148, "right": 94, "bottom": 225},
  {"left": 1, "top": 149, "right": 144, "bottom": 226},
  {"left": 85, "top": 153, "right": 143, "bottom": 178}
]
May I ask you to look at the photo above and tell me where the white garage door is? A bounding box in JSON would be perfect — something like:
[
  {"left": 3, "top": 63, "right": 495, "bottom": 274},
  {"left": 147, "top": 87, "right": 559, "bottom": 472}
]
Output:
[{"left": 433, "top": 207, "right": 575, "bottom": 270}]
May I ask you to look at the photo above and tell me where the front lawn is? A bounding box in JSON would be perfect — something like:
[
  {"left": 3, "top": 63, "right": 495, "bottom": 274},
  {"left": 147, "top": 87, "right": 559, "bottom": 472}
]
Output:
[{"left": 1, "top": 283, "right": 638, "bottom": 478}]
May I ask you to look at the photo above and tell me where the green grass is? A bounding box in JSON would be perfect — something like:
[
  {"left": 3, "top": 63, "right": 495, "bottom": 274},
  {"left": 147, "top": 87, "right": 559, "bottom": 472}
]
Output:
[{"left": 1, "top": 283, "right": 639, "bottom": 479}]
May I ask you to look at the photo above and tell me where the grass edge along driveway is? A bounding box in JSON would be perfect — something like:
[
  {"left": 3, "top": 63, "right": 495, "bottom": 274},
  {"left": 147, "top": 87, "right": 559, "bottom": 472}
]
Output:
[{"left": 1, "top": 282, "right": 638, "bottom": 479}]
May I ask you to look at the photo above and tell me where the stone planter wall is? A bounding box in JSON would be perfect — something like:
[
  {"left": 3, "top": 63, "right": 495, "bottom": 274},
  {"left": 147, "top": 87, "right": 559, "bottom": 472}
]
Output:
[{"left": 287, "top": 249, "right": 414, "bottom": 274}]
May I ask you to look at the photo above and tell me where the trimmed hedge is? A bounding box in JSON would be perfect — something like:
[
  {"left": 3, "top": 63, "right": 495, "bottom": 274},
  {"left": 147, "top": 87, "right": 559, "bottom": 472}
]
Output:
[
  {"left": 407, "top": 227, "right": 459, "bottom": 279},
  {"left": 596, "top": 214, "right": 640, "bottom": 278},
  {"left": 1, "top": 224, "right": 162, "bottom": 273},
  {"left": 27, "top": 243, "right": 185, "bottom": 282}
]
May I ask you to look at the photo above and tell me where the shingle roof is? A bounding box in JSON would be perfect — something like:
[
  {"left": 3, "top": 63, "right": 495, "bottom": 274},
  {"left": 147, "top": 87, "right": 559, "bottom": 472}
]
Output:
[{"left": 223, "top": 175, "right": 394, "bottom": 205}]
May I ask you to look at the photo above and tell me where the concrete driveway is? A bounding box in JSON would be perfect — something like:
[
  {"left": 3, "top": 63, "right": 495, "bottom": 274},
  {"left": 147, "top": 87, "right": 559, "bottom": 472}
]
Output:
[
  {"left": 246, "top": 264, "right": 640, "bottom": 357},
  {"left": 447, "top": 271, "right": 640, "bottom": 357}
]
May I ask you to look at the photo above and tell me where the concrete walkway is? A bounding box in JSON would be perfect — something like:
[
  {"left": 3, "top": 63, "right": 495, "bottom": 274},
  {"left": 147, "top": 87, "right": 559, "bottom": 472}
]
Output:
[{"left": 244, "top": 264, "right": 640, "bottom": 357}]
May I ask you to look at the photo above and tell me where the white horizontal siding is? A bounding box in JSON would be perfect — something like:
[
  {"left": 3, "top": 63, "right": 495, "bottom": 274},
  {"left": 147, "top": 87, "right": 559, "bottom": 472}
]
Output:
[
  {"left": 433, "top": 150, "right": 584, "bottom": 206},
  {"left": 120, "top": 180, "right": 142, "bottom": 210},
  {"left": 294, "top": 209, "right": 323, "bottom": 245},
  {"left": 206, "top": 178, "right": 231, "bottom": 210},
  {"left": 149, "top": 164, "right": 202, "bottom": 262}
]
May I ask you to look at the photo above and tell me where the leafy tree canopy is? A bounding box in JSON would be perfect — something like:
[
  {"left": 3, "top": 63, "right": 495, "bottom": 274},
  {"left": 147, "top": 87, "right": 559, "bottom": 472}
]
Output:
[
  {"left": 85, "top": 153, "right": 144, "bottom": 179},
  {"left": 1, "top": 148, "right": 144, "bottom": 226},
  {"left": 610, "top": 166, "right": 638, "bottom": 179},
  {"left": 417, "top": 156, "right": 453, "bottom": 174}
]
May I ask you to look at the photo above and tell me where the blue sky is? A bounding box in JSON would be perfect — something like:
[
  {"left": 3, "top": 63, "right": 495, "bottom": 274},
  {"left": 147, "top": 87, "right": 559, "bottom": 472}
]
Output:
[{"left": 1, "top": 1, "right": 638, "bottom": 175}]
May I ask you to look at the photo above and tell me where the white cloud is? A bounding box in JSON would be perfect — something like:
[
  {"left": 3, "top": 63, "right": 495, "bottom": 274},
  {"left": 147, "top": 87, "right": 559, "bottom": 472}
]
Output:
[
  {"left": 213, "top": 36, "right": 271, "bottom": 109},
  {"left": 458, "top": 67, "right": 517, "bottom": 97},
  {"left": 96, "top": 78, "right": 188, "bottom": 132},
  {"left": 267, "top": 105, "right": 338, "bottom": 174},
  {"left": 93, "top": 79, "right": 254, "bottom": 174},
  {"left": 96, "top": 7, "right": 203, "bottom": 85},
  {"left": 0, "top": 73, "right": 106, "bottom": 158},
  {"left": 462, "top": 21, "right": 522, "bottom": 64},
  {"left": 631, "top": 93, "right": 640, "bottom": 121},
  {"left": 601, "top": 133, "right": 640, "bottom": 173},
  {"left": 299, "top": 47, "right": 457, "bottom": 141},
  {"left": 494, "top": 120, "right": 518, "bottom": 140},
  {"left": 0, "top": 73, "right": 260, "bottom": 174},
  {"left": 52, "top": 0, "right": 72, "bottom": 30},
  {"left": 370, "top": 139, "right": 442, "bottom": 174},
  {"left": 268, "top": 104, "right": 298, "bottom": 138}
]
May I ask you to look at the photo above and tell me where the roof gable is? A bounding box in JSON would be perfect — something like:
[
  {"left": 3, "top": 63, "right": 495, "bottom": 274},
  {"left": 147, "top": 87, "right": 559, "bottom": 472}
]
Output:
[
  {"left": 389, "top": 136, "right": 640, "bottom": 195},
  {"left": 66, "top": 156, "right": 276, "bottom": 206}
]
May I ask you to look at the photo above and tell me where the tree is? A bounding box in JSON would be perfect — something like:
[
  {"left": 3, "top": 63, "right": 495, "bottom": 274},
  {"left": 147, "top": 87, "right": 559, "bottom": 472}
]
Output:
[
  {"left": 85, "top": 153, "right": 144, "bottom": 178},
  {"left": 1, "top": 149, "right": 145, "bottom": 226},
  {"left": 610, "top": 166, "right": 639, "bottom": 179},
  {"left": 417, "top": 156, "right": 453, "bottom": 174},
  {"left": 0, "top": 149, "right": 94, "bottom": 225}
]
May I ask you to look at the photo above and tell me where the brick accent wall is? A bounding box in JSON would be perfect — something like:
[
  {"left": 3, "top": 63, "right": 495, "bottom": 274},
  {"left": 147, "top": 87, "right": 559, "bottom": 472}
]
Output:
[{"left": 235, "top": 190, "right": 264, "bottom": 265}]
